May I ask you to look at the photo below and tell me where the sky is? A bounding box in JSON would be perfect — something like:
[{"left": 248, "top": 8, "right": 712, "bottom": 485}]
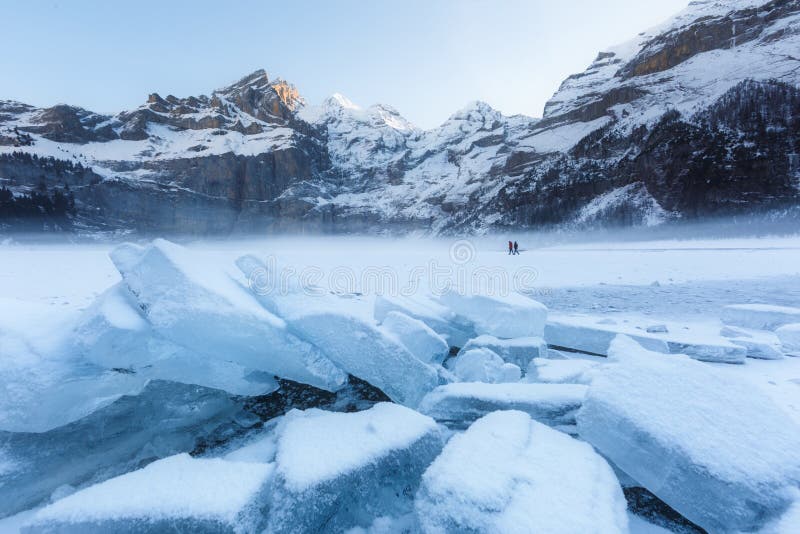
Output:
[{"left": 2, "top": 0, "right": 689, "bottom": 129}]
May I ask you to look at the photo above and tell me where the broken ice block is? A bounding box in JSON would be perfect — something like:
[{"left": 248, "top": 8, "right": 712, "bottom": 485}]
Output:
[
  {"left": 380, "top": 311, "right": 449, "bottom": 364},
  {"left": 24, "top": 453, "right": 273, "bottom": 533},
  {"left": 111, "top": 240, "right": 347, "bottom": 392},
  {"left": 267, "top": 403, "right": 443, "bottom": 533},
  {"left": 721, "top": 304, "right": 800, "bottom": 331},
  {"left": 374, "top": 294, "right": 476, "bottom": 347},
  {"left": 458, "top": 335, "right": 547, "bottom": 372},
  {"left": 418, "top": 382, "right": 587, "bottom": 430},
  {"left": 777, "top": 324, "right": 800, "bottom": 355},
  {"left": 237, "top": 255, "right": 439, "bottom": 407},
  {"left": 415, "top": 411, "right": 628, "bottom": 534},
  {"left": 577, "top": 335, "right": 800, "bottom": 533},
  {"left": 450, "top": 348, "right": 521, "bottom": 384},
  {"left": 439, "top": 289, "right": 547, "bottom": 339},
  {"left": 1, "top": 381, "right": 253, "bottom": 518}
]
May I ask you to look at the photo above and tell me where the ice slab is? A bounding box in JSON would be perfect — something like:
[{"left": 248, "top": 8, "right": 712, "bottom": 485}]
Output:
[
  {"left": 267, "top": 403, "right": 443, "bottom": 533},
  {"left": 0, "top": 380, "right": 253, "bottom": 518},
  {"left": 728, "top": 337, "right": 785, "bottom": 360},
  {"left": 112, "top": 240, "right": 347, "bottom": 392},
  {"left": 380, "top": 311, "right": 449, "bottom": 364},
  {"left": 721, "top": 304, "right": 800, "bottom": 331},
  {"left": 438, "top": 289, "right": 547, "bottom": 339},
  {"left": 415, "top": 411, "right": 628, "bottom": 534},
  {"left": 237, "top": 255, "right": 439, "bottom": 407},
  {"left": 577, "top": 335, "right": 800, "bottom": 533},
  {"left": 546, "top": 314, "right": 746, "bottom": 364},
  {"left": 73, "top": 283, "right": 279, "bottom": 396},
  {"left": 24, "top": 453, "right": 273, "bottom": 533},
  {"left": 418, "top": 382, "right": 587, "bottom": 430},
  {"left": 546, "top": 316, "right": 670, "bottom": 356},
  {"left": 373, "top": 294, "right": 475, "bottom": 347},
  {"left": 777, "top": 324, "right": 800, "bottom": 355},
  {"left": 450, "top": 348, "right": 521, "bottom": 384},
  {"left": 458, "top": 335, "right": 547, "bottom": 372}
]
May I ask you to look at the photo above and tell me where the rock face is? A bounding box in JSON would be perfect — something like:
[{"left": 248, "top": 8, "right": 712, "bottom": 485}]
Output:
[{"left": 1, "top": 0, "right": 799, "bottom": 235}]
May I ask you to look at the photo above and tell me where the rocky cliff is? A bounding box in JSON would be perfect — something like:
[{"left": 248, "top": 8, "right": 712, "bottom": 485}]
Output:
[{"left": 1, "top": 0, "right": 799, "bottom": 235}]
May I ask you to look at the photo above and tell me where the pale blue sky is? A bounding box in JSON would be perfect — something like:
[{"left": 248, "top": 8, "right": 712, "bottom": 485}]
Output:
[{"left": 2, "top": 0, "right": 688, "bottom": 129}]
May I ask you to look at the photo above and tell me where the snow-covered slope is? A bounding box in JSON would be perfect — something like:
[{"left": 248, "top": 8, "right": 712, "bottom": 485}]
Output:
[{"left": 1, "top": 0, "right": 799, "bottom": 235}]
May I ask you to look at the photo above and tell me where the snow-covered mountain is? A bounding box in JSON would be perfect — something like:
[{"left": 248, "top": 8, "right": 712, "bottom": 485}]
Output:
[{"left": 2, "top": 0, "right": 799, "bottom": 235}]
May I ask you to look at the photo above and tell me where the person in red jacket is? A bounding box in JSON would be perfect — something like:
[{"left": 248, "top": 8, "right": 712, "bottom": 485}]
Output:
[{"left": 508, "top": 240, "right": 513, "bottom": 255}]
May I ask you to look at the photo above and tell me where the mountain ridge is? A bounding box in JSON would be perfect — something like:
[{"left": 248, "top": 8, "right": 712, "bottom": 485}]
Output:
[{"left": 1, "top": 0, "right": 799, "bottom": 235}]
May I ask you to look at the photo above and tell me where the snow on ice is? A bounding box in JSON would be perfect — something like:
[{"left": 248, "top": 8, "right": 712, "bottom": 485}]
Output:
[
  {"left": 415, "top": 411, "right": 629, "bottom": 534},
  {"left": 24, "top": 453, "right": 274, "bottom": 533},
  {"left": 527, "top": 357, "right": 601, "bottom": 385},
  {"left": 577, "top": 335, "right": 800, "bottom": 533}
]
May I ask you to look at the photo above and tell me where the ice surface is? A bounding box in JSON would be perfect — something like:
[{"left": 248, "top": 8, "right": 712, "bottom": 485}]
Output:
[
  {"left": 450, "top": 348, "right": 520, "bottom": 384},
  {"left": 373, "top": 294, "right": 475, "bottom": 347},
  {"left": 237, "top": 255, "right": 439, "bottom": 407},
  {"left": 0, "top": 380, "right": 253, "bottom": 518},
  {"left": 112, "top": 240, "right": 347, "bottom": 391},
  {"left": 721, "top": 304, "right": 800, "bottom": 331},
  {"left": 458, "top": 335, "right": 547, "bottom": 372},
  {"left": 777, "top": 324, "right": 800, "bottom": 355},
  {"left": 438, "top": 290, "right": 547, "bottom": 339},
  {"left": 418, "top": 382, "right": 587, "bottom": 430},
  {"left": 267, "top": 403, "right": 443, "bottom": 533},
  {"left": 380, "top": 311, "right": 449, "bottom": 364},
  {"left": 415, "top": 411, "right": 629, "bottom": 534},
  {"left": 24, "top": 453, "right": 273, "bottom": 533},
  {"left": 577, "top": 335, "right": 800, "bottom": 533}
]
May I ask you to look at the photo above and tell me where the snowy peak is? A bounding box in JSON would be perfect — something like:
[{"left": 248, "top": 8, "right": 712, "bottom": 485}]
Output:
[{"left": 325, "top": 93, "right": 360, "bottom": 111}]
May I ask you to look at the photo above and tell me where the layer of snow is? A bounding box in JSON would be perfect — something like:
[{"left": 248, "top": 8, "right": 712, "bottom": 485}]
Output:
[{"left": 27, "top": 453, "right": 273, "bottom": 531}]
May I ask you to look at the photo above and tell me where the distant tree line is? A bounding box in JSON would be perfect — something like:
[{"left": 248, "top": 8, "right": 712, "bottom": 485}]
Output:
[{"left": 0, "top": 182, "right": 76, "bottom": 229}]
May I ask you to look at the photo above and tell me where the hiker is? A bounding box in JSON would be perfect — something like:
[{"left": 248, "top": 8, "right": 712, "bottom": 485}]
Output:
[
  {"left": 514, "top": 241, "right": 519, "bottom": 255},
  {"left": 508, "top": 241, "right": 513, "bottom": 255}
]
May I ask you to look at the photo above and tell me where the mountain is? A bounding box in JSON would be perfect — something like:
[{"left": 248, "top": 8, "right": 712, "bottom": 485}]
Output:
[{"left": 1, "top": 0, "right": 799, "bottom": 235}]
